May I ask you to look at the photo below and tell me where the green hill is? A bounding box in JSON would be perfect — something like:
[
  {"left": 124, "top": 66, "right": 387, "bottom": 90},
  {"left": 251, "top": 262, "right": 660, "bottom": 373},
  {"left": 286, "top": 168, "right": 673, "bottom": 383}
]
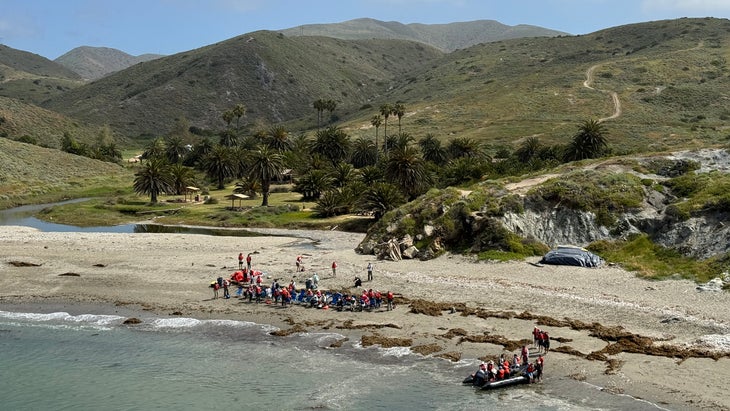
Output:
[
  {"left": 0, "top": 96, "right": 114, "bottom": 148},
  {"left": 0, "top": 137, "right": 132, "bottom": 208},
  {"left": 0, "top": 44, "right": 83, "bottom": 105},
  {"left": 55, "top": 46, "right": 164, "bottom": 80},
  {"left": 279, "top": 18, "right": 568, "bottom": 52},
  {"left": 340, "top": 17, "right": 730, "bottom": 154},
  {"left": 41, "top": 31, "right": 445, "bottom": 137},
  {"left": 33, "top": 18, "right": 730, "bottom": 155}
]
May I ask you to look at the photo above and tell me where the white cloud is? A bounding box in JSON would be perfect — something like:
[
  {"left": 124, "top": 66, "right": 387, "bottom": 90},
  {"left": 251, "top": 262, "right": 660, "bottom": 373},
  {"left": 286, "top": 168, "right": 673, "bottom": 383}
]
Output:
[{"left": 642, "top": 0, "right": 730, "bottom": 13}]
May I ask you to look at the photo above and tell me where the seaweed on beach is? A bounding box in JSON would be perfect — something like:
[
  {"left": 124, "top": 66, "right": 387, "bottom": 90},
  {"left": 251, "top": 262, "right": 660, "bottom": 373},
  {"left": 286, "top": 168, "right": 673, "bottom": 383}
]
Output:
[
  {"left": 8, "top": 261, "right": 41, "bottom": 267},
  {"left": 336, "top": 319, "right": 402, "bottom": 330},
  {"left": 361, "top": 334, "right": 412, "bottom": 348},
  {"left": 409, "top": 299, "right": 466, "bottom": 316}
]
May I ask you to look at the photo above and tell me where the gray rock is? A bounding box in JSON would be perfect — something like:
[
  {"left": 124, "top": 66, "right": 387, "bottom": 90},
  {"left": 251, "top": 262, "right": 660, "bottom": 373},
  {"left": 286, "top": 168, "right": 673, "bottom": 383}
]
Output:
[{"left": 402, "top": 245, "right": 419, "bottom": 259}]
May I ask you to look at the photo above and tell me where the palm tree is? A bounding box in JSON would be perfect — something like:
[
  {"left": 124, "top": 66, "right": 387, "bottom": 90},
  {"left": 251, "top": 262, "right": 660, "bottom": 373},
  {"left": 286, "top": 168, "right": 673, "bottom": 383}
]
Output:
[
  {"left": 133, "top": 158, "right": 174, "bottom": 203},
  {"left": 329, "top": 162, "right": 356, "bottom": 188},
  {"left": 203, "top": 144, "right": 236, "bottom": 189},
  {"left": 393, "top": 103, "right": 405, "bottom": 133},
  {"left": 232, "top": 103, "right": 246, "bottom": 130},
  {"left": 325, "top": 99, "right": 337, "bottom": 122},
  {"left": 165, "top": 135, "right": 188, "bottom": 164},
  {"left": 266, "top": 125, "right": 291, "bottom": 151},
  {"left": 141, "top": 137, "right": 166, "bottom": 162},
  {"left": 391, "top": 132, "right": 414, "bottom": 151},
  {"left": 293, "top": 169, "right": 333, "bottom": 200},
  {"left": 370, "top": 114, "right": 383, "bottom": 161},
  {"left": 358, "top": 165, "right": 384, "bottom": 186},
  {"left": 313, "top": 99, "right": 327, "bottom": 129},
  {"left": 169, "top": 163, "right": 197, "bottom": 195},
  {"left": 418, "top": 133, "right": 448, "bottom": 164},
  {"left": 447, "top": 137, "right": 484, "bottom": 160},
  {"left": 359, "top": 182, "right": 406, "bottom": 221},
  {"left": 246, "top": 145, "right": 285, "bottom": 206},
  {"left": 563, "top": 119, "right": 609, "bottom": 162},
  {"left": 222, "top": 110, "right": 234, "bottom": 129},
  {"left": 311, "top": 126, "right": 351, "bottom": 165},
  {"left": 385, "top": 145, "right": 431, "bottom": 200},
  {"left": 379, "top": 103, "right": 393, "bottom": 153},
  {"left": 515, "top": 136, "right": 541, "bottom": 164},
  {"left": 218, "top": 130, "right": 238, "bottom": 147},
  {"left": 350, "top": 137, "right": 378, "bottom": 168},
  {"left": 185, "top": 137, "right": 214, "bottom": 168}
]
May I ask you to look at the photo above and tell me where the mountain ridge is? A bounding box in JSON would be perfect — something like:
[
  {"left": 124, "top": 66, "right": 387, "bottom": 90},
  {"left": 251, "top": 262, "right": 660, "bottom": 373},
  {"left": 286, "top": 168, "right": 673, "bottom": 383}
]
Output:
[
  {"left": 278, "top": 18, "right": 569, "bottom": 51},
  {"left": 55, "top": 46, "right": 164, "bottom": 80}
]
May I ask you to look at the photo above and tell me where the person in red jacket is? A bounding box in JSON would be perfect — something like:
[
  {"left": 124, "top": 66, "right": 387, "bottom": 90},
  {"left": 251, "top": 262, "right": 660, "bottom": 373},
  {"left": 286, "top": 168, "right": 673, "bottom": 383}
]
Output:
[
  {"left": 331, "top": 261, "right": 337, "bottom": 278},
  {"left": 386, "top": 291, "right": 394, "bottom": 311},
  {"left": 246, "top": 253, "right": 252, "bottom": 271},
  {"left": 238, "top": 252, "right": 244, "bottom": 269}
]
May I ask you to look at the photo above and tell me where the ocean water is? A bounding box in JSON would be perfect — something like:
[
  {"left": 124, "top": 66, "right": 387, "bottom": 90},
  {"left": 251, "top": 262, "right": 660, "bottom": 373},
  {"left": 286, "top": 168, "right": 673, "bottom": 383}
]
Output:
[{"left": 0, "top": 310, "right": 667, "bottom": 411}]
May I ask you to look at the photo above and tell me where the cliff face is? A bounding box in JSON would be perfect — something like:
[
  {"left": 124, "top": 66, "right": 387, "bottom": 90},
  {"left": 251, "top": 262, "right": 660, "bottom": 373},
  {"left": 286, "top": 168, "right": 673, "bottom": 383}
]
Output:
[
  {"left": 357, "top": 149, "right": 730, "bottom": 262},
  {"left": 500, "top": 200, "right": 730, "bottom": 260}
]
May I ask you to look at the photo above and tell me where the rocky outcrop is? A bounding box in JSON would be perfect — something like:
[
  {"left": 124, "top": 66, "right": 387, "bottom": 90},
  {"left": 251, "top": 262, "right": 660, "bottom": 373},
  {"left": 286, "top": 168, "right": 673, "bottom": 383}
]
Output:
[{"left": 357, "top": 150, "right": 730, "bottom": 261}]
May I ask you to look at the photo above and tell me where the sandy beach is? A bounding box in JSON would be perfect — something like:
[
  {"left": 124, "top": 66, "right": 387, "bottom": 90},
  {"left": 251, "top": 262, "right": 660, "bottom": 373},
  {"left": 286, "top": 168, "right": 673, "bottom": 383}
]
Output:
[{"left": 1, "top": 225, "right": 729, "bottom": 410}]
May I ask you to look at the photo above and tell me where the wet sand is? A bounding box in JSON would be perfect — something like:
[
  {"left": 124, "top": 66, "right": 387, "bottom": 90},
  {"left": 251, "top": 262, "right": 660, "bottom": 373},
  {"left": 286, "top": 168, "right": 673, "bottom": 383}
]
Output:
[{"left": 1, "top": 225, "right": 729, "bottom": 410}]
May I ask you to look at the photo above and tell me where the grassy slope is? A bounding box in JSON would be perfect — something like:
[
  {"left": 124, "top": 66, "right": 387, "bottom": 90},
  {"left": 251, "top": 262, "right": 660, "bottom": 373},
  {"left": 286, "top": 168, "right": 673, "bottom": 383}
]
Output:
[
  {"left": 0, "top": 96, "right": 110, "bottom": 148},
  {"left": 0, "top": 44, "right": 84, "bottom": 105},
  {"left": 341, "top": 18, "right": 730, "bottom": 154},
  {"left": 0, "top": 137, "right": 133, "bottom": 208}
]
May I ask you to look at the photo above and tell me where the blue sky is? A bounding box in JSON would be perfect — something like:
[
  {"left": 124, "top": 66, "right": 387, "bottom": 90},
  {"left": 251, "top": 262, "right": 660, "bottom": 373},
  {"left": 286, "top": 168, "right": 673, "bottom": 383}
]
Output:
[{"left": 2, "top": 0, "right": 730, "bottom": 60}]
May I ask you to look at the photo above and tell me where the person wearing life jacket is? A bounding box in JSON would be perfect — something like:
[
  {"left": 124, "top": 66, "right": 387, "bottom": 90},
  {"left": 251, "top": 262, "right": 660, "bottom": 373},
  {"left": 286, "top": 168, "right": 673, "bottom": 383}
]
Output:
[
  {"left": 521, "top": 345, "right": 529, "bottom": 365},
  {"left": 533, "top": 326, "right": 541, "bottom": 347},
  {"left": 386, "top": 291, "right": 394, "bottom": 311},
  {"left": 535, "top": 354, "right": 544, "bottom": 382},
  {"left": 526, "top": 362, "right": 535, "bottom": 383},
  {"left": 238, "top": 252, "right": 244, "bottom": 269},
  {"left": 280, "top": 288, "right": 290, "bottom": 306},
  {"left": 497, "top": 366, "right": 506, "bottom": 380}
]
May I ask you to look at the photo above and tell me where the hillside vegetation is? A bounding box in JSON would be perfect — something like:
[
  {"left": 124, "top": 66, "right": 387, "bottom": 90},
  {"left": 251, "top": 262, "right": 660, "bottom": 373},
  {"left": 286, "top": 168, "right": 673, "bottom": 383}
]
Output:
[
  {"left": 342, "top": 17, "right": 730, "bottom": 155},
  {"left": 41, "top": 31, "right": 445, "bottom": 137},
  {"left": 23, "top": 17, "right": 730, "bottom": 158},
  {"left": 0, "top": 137, "right": 132, "bottom": 208},
  {"left": 0, "top": 44, "right": 83, "bottom": 105},
  {"left": 0, "top": 96, "right": 108, "bottom": 148},
  {"left": 279, "top": 18, "right": 567, "bottom": 52}
]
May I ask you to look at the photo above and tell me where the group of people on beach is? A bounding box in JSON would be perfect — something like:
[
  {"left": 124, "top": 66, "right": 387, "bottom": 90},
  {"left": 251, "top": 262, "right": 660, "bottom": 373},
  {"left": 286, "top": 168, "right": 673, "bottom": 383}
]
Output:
[{"left": 210, "top": 252, "right": 392, "bottom": 312}]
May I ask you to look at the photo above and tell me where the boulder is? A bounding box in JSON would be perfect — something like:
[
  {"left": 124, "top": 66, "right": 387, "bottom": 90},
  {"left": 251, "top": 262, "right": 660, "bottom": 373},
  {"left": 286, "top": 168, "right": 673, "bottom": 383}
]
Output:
[
  {"left": 402, "top": 245, "right": 419, "bottom": 259},
  {"left": 423, "top": 224, "right": 435, "bottom": 237}
]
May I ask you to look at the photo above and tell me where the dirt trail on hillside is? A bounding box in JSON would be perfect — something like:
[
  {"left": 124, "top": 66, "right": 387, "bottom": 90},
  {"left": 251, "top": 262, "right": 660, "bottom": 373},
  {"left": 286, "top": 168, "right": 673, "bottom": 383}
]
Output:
[{"left": 583, "top": 64, "right": 622, "bottom": 122}]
